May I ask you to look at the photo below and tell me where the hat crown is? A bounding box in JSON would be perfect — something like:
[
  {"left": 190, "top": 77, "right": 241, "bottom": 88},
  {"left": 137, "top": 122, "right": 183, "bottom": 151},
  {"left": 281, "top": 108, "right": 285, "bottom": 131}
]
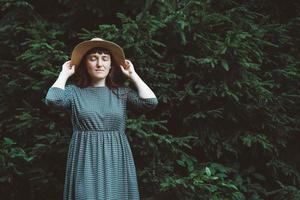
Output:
[{"left": 90, "top": 38, "right": 104, "bottom": 41}]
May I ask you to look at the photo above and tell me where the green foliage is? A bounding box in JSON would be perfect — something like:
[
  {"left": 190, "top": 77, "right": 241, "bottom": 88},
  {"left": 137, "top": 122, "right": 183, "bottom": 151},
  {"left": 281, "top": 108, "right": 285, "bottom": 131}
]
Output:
[
  {"left": 160, "top": 162, "right": 247, "bottom": 200},
  {"left": 0, "top": 137, "right": 34, "bottom": 181},
  {"left": 0, "top": 137, "right": 34, "bottom": 199},
  {"left": 0, "top": 0, "right": 299, "bottom": 199}
]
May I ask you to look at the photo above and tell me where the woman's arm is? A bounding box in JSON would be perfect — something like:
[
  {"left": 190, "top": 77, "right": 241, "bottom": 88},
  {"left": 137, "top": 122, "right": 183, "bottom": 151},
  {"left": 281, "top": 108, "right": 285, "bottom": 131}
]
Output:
[
  {"left": 130, "top": 72, "right": 157, "bottom": 99},
  {"left": 51, "top": 72, "right": 70, "bottom": 89},
  {"left": 51, "top": 60, "right": 75, "bottom": 89},
  {"left": 45, "top": 60, "right": 75, "bottom": 109},
  {"left": 120, "top": 60, "right": 158, "bottom": 112},
  {"left": 120, "top": 59, "right": 157, "bottom": 99}
]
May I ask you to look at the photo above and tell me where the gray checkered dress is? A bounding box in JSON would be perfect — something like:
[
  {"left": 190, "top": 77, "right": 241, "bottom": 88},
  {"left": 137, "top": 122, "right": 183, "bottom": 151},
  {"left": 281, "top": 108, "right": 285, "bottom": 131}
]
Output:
[{"left": 45, "top": 84, "right": 158, "bottom": 200}]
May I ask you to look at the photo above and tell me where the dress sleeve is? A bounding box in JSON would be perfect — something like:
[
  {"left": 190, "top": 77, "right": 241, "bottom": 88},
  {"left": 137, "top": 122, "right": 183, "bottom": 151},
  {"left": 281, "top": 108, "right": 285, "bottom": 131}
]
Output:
[
  {"left": 126, "top": 87, "right": 158, "bottom": 112},
  {"left": 45, "top": 84, "right": 73, "bottom": 109}
]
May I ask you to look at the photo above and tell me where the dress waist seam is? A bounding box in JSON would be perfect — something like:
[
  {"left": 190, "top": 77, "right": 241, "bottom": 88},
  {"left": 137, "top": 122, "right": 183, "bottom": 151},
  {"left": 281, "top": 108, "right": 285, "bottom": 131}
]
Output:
[{"left": 73, "top": 129, "right": 120, "bottom": 132}]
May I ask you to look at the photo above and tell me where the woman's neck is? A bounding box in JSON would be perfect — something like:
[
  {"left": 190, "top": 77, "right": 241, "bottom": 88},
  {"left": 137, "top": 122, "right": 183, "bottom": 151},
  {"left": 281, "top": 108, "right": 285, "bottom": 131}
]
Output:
[{"left": 90, "top": 78, "right": 106, "bottom": 87}]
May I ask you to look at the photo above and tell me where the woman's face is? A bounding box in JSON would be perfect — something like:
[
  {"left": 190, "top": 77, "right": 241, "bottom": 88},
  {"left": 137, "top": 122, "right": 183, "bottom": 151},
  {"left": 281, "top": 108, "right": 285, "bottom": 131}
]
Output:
[{"left": 85, "top": 52, "right": 112, "bottom": 81}]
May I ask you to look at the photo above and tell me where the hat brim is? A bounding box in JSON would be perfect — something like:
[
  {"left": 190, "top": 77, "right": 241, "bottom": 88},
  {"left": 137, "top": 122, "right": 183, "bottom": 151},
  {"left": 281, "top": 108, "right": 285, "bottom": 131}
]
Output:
[{"left": 70, "top": 40, "right": 125, "bottom": 67}]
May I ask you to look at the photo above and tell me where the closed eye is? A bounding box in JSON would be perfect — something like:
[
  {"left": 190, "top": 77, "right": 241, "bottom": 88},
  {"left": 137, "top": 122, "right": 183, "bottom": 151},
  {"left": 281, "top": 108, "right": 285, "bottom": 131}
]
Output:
[
  {"left": 88, "top": 56, "right": 97, "bottom": 61},
  {"left": 87, "top": 54, "right": 110, "bottom": 61},
  {"left": 102, "top": 56, "right": 109, "bottom": 61}
]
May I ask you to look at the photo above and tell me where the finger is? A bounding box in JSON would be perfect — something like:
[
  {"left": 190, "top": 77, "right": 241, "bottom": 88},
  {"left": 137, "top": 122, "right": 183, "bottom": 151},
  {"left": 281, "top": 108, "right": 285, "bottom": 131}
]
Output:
[
  {"left": 120, "top": 65, "right": 129, "bottom": 74},
  {"left": 119, "top": 65, "right": 125, "bottom": 72},
  {"left": 125, "top": 61, "right": 131, "bottom": 69}
]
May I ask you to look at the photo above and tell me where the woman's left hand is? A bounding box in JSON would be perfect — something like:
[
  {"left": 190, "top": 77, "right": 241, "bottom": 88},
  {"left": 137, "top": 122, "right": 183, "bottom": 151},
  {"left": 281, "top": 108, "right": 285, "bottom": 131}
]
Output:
[{"left": 120, "top": 59, "right": 136, "bottom": 79}]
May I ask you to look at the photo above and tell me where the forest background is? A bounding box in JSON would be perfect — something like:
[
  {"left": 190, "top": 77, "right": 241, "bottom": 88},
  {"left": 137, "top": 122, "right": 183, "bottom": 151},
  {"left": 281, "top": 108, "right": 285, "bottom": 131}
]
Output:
[{"left": 0, "top": 0, "right": 299, "bottom": 199}]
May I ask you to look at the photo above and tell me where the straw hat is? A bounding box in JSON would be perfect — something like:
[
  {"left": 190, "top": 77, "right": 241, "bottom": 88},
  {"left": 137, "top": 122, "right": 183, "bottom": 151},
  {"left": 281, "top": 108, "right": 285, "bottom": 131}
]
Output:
[{"left": 70, "top": 38, "right": 126, "bottom": 67}]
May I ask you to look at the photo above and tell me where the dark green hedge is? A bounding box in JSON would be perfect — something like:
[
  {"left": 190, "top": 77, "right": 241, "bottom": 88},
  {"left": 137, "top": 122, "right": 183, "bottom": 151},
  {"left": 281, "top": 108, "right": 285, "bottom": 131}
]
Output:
[{"left": 0, "top": 0, "right": 299, "bottom": 199}]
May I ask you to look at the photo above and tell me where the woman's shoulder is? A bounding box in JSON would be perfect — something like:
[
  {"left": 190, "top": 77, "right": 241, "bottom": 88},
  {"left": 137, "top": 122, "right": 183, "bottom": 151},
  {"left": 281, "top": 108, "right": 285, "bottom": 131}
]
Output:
[
  {"left": 112, "top": 85, "right": 125, "bottom": 94},
  {"left": 115, "top": 85, "right": 127, "bottom": 90},
  {"left": 111, "top": 85, "right": 131, "bottom": 99},
  {"left": 64, "top": 84, "right": 80, "bottom": 95},
  {"left": 115, "top": 85, "right": 136, "bottom": 94},
  {"left": 65, "top": 84, "right": 77, "bottom": 90}
]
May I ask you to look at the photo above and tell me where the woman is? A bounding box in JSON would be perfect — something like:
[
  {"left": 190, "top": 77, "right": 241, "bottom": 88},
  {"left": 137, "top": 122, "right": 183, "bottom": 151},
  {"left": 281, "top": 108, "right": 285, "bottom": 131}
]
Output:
[{"left": 45, "top": 38, "right": 158, "bottom": 200}]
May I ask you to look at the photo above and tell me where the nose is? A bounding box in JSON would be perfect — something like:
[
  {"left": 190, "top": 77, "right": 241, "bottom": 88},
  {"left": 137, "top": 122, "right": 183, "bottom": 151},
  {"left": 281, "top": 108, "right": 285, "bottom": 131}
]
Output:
[{"left": 96, "top": 59, "right": 102, "bottom": 68}]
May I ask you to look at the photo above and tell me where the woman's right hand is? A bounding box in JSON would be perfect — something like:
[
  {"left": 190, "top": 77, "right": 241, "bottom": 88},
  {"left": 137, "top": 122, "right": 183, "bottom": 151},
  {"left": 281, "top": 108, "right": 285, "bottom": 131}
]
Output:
[{"left": 61, "top": 60, "right": 76, "bottom": 78}]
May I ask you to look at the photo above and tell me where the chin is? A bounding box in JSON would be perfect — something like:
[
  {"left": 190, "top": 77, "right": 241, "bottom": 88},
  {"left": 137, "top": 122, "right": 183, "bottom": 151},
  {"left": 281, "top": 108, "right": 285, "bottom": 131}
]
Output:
[{"left": 92, "top": 75, "right": 108, "bottom": 79}]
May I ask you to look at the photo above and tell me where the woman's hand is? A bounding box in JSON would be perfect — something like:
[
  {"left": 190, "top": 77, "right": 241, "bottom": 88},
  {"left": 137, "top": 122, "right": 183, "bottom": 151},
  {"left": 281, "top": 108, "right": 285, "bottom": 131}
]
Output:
[
  {"left": 120, "top": 59, "right": 137, "bottom": 79},
  {"left": 61, "top": 60, "right": 76, "bottom": 78}
]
